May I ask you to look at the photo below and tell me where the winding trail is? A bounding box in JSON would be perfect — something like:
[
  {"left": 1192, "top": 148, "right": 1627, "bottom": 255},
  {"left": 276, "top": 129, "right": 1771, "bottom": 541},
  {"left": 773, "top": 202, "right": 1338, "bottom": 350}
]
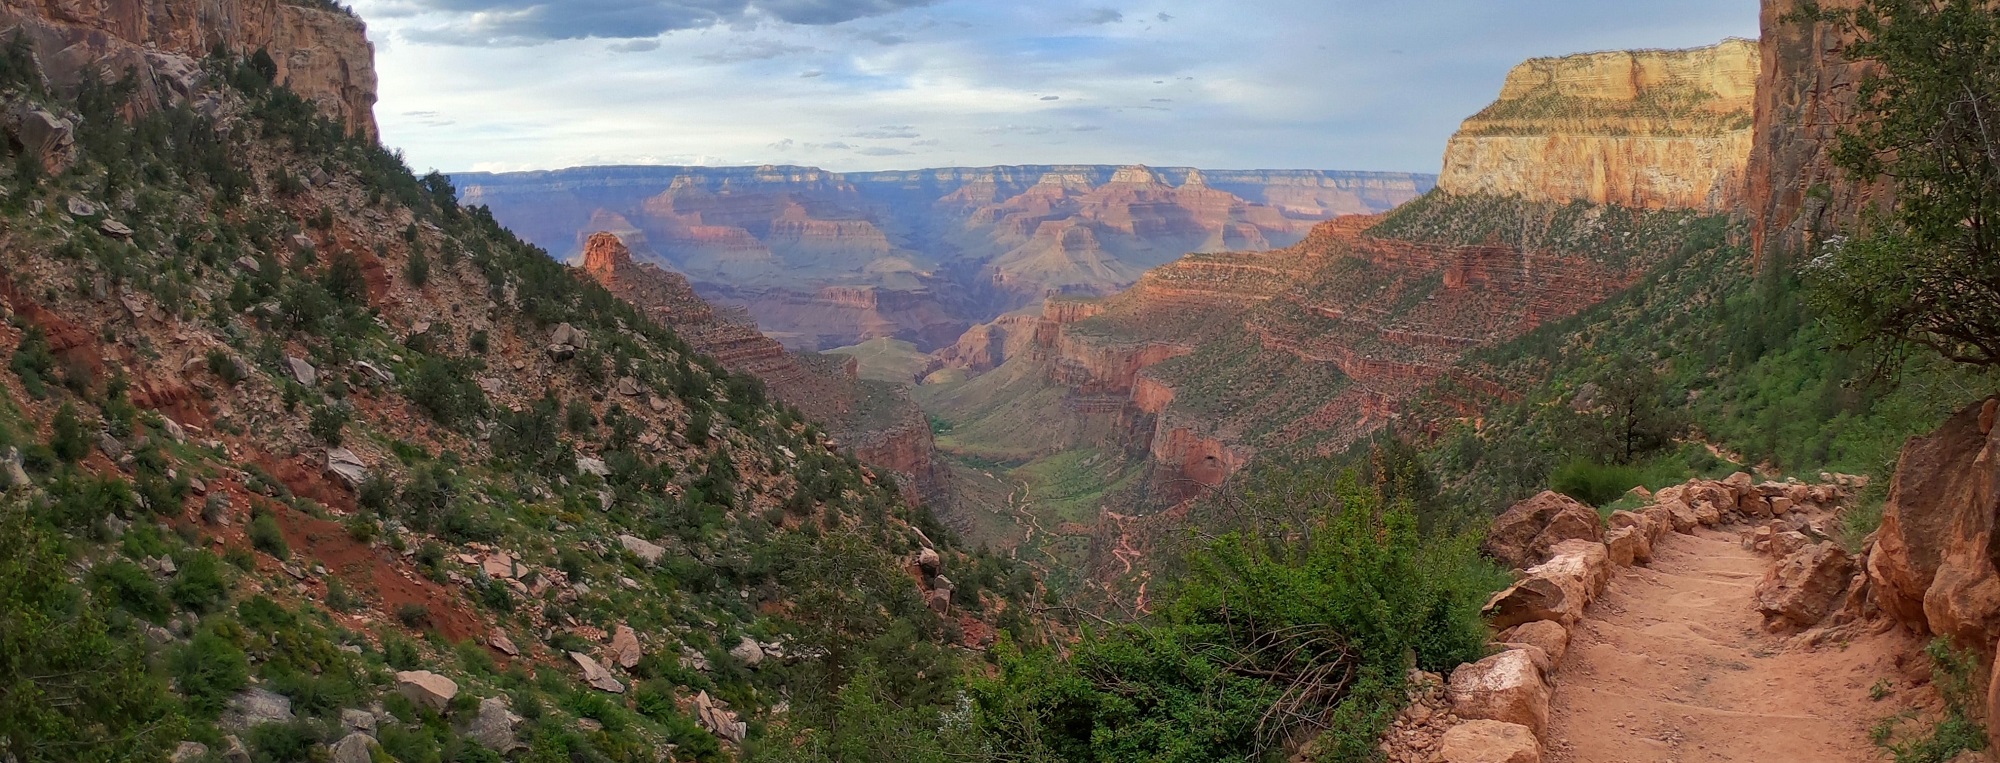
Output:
[{"left": 1544, "top": 525, "right": 1920, "bottom": 763}]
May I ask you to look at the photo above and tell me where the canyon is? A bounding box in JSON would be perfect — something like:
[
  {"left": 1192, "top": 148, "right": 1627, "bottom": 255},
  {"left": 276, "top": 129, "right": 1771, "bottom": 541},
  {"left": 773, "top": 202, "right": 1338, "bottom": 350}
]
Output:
[{"left": 457, "top": 165, "right": 1433, "bottom": 350}]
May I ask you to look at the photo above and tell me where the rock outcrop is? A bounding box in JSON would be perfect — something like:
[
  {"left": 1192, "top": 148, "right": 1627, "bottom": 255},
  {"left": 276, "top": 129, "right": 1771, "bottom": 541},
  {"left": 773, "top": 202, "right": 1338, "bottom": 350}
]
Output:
[
  {"left": 1867, "top": 397, "right": 2000, "bottom": 647},
  {"left": 1754, "top": 542, "right": 1854, "bottom": 628},
  {"left": 1438, "top": 40, "right": 1759, "bottom": 212},
  {"left": 1483, "top": 491, "right": 1606, "bottom": 569},
  {"left": 580, "top": 232, "right": 945, "bottom": 501},
  {"left": 0, "top": 0, "right": 377, "bottom": 137}
]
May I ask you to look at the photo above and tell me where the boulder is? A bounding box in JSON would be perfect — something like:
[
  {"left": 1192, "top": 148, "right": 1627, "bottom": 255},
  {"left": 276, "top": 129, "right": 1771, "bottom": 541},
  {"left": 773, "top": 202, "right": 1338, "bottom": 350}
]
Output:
[
  {"left": 1692, "top": 500, "right": 1723, "bottom": 527},
  {"left": 1496, "top": 620, "right": 1570, "bottom": 664},
  {"left": 468, "top": 696, "right": 523, "bottom": 753},
  {"left": 221, "top": 687, "right": 293, "bottom": 731},
  {"left": 340, "top": 708, "right": 375, "bottom": 734},
  {"left": 15, "top": 108, "right": 75, "bottom": 174},
  {"left": 548, "top": 323, "right": 589, "bottom": 361},
  {"left": 324, "top": 448, "right": 367, "bottom": 488},
  {"left": 1870, "top": 397, "right": 2000, "bottom": 644},
  {"left": 1432, "top": 719, "right": 1542, "bottom": 763},
  {"left": 1771, "top": 531, "right": 1811, "bottom": 558},
  {"left": 329, "top": 733, "right": 378, "bottom": 763},
  {"left": 1482, "top": 491, "right": 1605, "bottom": 569},
  {"left": 65, "top": 196, "right": 97, "bottom": 217},
  {"left": 610, "top": 624, "right": 642, "bottom": 669},
  {"left": 694, "top": 691, "right": 748, "bottom": 744},
  {"left": 489, "top": 628, "right": 520, "bottom": 657},
  {"left": 917, "top": 547, "right": 942, "bottom": 574},
  {"left": 99, "top": 218, "right": 134, "bottom": 238},
  {"left": 730, "top": 637, "right": 766, "bottom": 667},
  {"left": 1448, "top": 649, "right": 1552, "bottom": 738},
  {"left": 1658, "top": 499, "right": 1699, "bottom": 533},
  {"left": 577, "top": 457, "right": 610, "bottom": 477},
  {"left": 1604, "top": 527, "right": 1650, "bottom": 568},
  {"left": 354, "top": 361, "right": 396, "bottom": 385},
  {"left": 615, "top": 376, "right": 641, "bottom": 396},
  {"left": 1724, "top": 471, "right": 1756, "bottom": 496},
  {"left": 2, "top": 446, "right": 28, "bottom": 488},
  {"left": 1484, "top": 540, "right": 1608, "bottom": 630},
  {"left": 619, "top": 534, "right": 665, "bottom": 565},
  {"left": 222, "top": 736, "right": 251, "bottom": 763},
  {"left": 1755, "top": 543, "right": 1854, "bottom": 628},
  {"left": 396, "top": 670, "right": 459, "bottom": 712},
  {"left": 171, "top": 742, "right": 209, "bottom": 763},
  {"left": 1637, "top": 504, "right": 1677, "bottom": 541},
  {"left": 285, "top": 356, "right": 318, "bottom": 387},
  {"left": 571, "top": 652, "right": 625, "bottom": 693}
]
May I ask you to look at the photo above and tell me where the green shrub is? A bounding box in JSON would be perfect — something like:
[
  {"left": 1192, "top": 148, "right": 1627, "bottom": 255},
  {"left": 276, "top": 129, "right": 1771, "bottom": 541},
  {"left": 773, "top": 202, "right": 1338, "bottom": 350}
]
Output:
[
  {"left": 173, "top": 623, "right": 252, "bottom": 717},
  {"left": 248, "top": 511, "right": 288, "bottom": 558},
  {"left": 49, "top": 403, "right": 91, "bottom": 463},
  {"left": 1549, "top": 460, "right": 1644, "bottom": 507},
  {"left": 168, "top": 550, "right": 231, "bottom": 614},
  {"left": 309, "top": 404, "right": 349, "bottom": 446},
  {"left": 89, "top": 559, "right": 169, "bottom": 621},
  {"left": 8, "top": 326, "right": 56, "bottom": 399}
]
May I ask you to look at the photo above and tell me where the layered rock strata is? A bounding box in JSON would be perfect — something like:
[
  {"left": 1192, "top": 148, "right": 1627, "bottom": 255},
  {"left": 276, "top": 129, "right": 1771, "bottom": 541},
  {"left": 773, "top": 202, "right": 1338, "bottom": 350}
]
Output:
[
  {"left": 1439, "top": 40, "right": 1759, "bottom": 212},
  {"left": 0, "top": 0, "right": 377, "bottom": 137}
]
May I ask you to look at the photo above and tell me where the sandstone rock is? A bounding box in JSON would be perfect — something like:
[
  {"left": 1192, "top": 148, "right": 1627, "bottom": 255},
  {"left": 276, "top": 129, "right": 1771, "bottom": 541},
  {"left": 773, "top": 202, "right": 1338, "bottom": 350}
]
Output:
[
  {"left": 396, "top": 670, "right": 459, "bottom": 712},
  {"left": 570, "top": 652, "right": 625, "bottom": 693},
  {"left": 1658, "top": 499, "right": 1699, "bottom": 533},
  {"left": 285, "top": 356, "right": 318, "bottom": 387},
  {"left": 222, "top": 736, "right": 251, "bottom": 763},
  {"left": 1483, "top": 491, "right": 1605, "bottom": 569},
  {"left": 917, "top": 546, "right": 942, "bottom": 574},
  {"left": 577, "top": 457, "right": 610, "bottom": 477},
  {"left": 99, "top": 218, "right": 133, "bottom": 238},
  {"left": 490, "top": 628, "right": 520, "bottom": 656},
  {"left": 1604, "top": 527, "right": 1650, "bottom": 568},
  {"left": 324, "top": 447, "right": 367, "bottom": 488},
  {"left": 1693, "top": 500, "right": 1723, "bottom": 527},
  {"left": 615, "top": 376, "right": 641, "bottom": 396},
  {"left": 221, "top": 687, "right": 294, "bottom": 731},
  {"left": 1724, "top": 471, "right": 1756, "bottom": 495},
  {"left": 619, "top": 534, "right": 665, "bottom": 565},
  {"left": 1496, "top": 620, "right": 1570, "bottom": 664},
  {"left": 65, "top": 196, "right": 97, "bottom": 217},
  {"left": 694, "top": 690, "right": 748, "bottom": 744},
  {"left": 1755, "top": 542, "right": 1854, "bottom": 628},
  {"left": 2, "top": 446, "right": 28, "bottom": 488},
  {"left": 468, "top": 697, "right": 523, "bottom": 753},
  {"left": 1771, "top": 531, "right": 1811, "bottom": 558},
  {"left": 171, "top": 741, "right": 208, "bottom": 763},
  {"left": 1637, "top": 504, "right": 1676, "bottom": 541},
  {"left": 730, "top": 637, "right": 766, "bottom": 667},
  {"left": 1448, "top": 649, "right": 1552, "bottom": 738},
  {"left": 926, "top": 588, "right": 953, "bottom": 614},
  {"left": 610, "top": 624, "right": 641, "bottom": 669},
  {"left": 1431, "top": 719, "right": 1542, "bottom": 763},
  {"left": 354, "top": 360, "right": 395, "bottom": 385},
  {"left": 329, "top": 733, "right": 377, "bottom": 763},
  {"left": 340, "top": 708, "right": 375, "bottom": 734},
  {"left": 1484, "top": 540, "right": 1608, "bottom": 630},
  {"left": 548, "top": 323, "right": 588, "bottom": 360},
  {"left": 14, "top": 107, "right": 75, "bottom": 174},
  {"left": 1867, "top": 397, "right": 2000, "bottom": 645}
]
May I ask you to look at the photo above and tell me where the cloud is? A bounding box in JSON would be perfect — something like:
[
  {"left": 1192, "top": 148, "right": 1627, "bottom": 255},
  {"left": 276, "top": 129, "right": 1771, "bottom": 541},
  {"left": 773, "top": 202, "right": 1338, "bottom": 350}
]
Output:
[
  {"left": 768, "top": 138, "right": 797, "bottom": 150},
  {"left": 799, "top": 69, "right": 824, "bottom": 77},
  {"left": 1156, "top": 12, "right": 1172, "bottom": 22},
  {"left": 1039, "top": 95, "right": 1060, "bottom": 101},
  {"left": 607, "top": 38, "right": 662, "bottom": 52},
  {"left": 856, "top": 147, "right": 912, "bottom": 156},
  {"left": 697, "top": 39, "right": 818, "bottom": 62},
  {"left": 1079, "top": 8, "right": 1122, "bottom": 24},
  {"left": 390, "top": 0, "right": 937, "bottom": 45},
  {"left": 850, "top": 126, "right": 921, "bottom": 139}
]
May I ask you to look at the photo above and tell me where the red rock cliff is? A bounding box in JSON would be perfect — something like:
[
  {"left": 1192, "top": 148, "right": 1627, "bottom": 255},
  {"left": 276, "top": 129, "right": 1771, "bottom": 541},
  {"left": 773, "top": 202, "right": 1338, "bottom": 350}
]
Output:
[
  {"left": 0, "top": 0, "right": 378, "bottom": 137},
  {"left": 1745, "top": 0, "right": 1890, "bottom": 263}
]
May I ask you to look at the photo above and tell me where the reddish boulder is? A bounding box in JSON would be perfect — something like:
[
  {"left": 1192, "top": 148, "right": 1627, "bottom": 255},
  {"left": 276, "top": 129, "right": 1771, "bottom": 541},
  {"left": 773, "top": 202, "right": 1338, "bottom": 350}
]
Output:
[
  {"left": 1433, "top": 720, "right": 1543, "bottom": 763},
  {"left": 1604, "top": 526, "right": 1651, "bottom": 568},
  {"left": 1484, "top": 540, "right": 1608, "bottom": 630},
  {"left": 1871, "top": 397, "right": 2000, "bottom": 643},
  {"left": 1755, "top": 542, "right": 1854, "bottom": 628},
  {"left": 1448, "top": 649, "right": 1552, "bottom": 738},
  {"left": 1483, "top": 492, "right": 1604, "bottom": 569}
]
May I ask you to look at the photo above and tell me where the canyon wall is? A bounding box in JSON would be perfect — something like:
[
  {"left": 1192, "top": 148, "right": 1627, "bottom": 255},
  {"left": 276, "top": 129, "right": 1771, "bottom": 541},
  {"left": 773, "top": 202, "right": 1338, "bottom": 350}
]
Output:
[
  {"left": 458, "top": 164, "right": 1434, "bottom": 350},
  {"left": 579, "top": 232, "right": 944, "bottom": 501},
  {"left": 1745, "top": 0, "right": 1887, "bottom": 263},
  {"left": 1439, "top": 39, "right": 1758, "bottom": 212},
  {"left": 0, "top": 0, "right": 377, "bottom": 137}
]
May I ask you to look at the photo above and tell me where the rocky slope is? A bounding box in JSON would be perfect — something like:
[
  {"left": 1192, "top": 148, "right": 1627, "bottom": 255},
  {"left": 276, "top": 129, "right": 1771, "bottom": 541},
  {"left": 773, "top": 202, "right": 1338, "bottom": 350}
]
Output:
[
  {"left": 579, "top": 232, "right": 944, "bottom": 501},
  {"left": 0, "top": 0, "right": 378, "bottom": 138},
  {"left": 1438, "top": 39, "right": 1759, "bottom": 212},
  {"left": 456, "top": 164, "right": 1433, "bottom": 350}
]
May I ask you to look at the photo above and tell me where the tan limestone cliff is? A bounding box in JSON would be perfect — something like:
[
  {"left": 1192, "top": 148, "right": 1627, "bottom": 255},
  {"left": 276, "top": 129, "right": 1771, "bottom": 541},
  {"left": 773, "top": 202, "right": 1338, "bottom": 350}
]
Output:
[{"left": 1439, "top": 39, "right": 1758, "bottom": 212}]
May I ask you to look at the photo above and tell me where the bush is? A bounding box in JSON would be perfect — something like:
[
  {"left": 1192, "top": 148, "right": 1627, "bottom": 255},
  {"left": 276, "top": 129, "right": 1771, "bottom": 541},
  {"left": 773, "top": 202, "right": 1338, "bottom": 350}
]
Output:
[
  {"left": 89, "top": 559, "right": 169, "bottom": 621},
  {"left": 168, "top": 550, "right": 231, "bottom": 614},
  {"left": 49, "top": 403, "right": 91, "bottom": 463},
  {"left": 309, "top": 404, "right": 348, "bottom": 446},
  {"left": 248, "top": 511, "right": 288, "bottom": 558},
  {"left": 173, "top": 623, "right": 252, "bottom": 716},
  {"left": 1549, "top": 459, "right": 1644, "bottom": 507}
]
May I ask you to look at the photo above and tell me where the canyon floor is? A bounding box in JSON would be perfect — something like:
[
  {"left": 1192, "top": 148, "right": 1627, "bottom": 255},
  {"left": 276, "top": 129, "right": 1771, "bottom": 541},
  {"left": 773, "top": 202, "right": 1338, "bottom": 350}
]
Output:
[{"left": 1544, "top": 525, "right": 1919, "bottom": 762}]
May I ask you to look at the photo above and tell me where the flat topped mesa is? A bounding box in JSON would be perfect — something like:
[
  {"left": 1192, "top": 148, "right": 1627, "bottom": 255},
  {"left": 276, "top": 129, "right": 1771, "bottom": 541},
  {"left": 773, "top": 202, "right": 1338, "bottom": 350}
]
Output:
[{"left": 1437, "top": 38, "right": 1760, "bottom": 213}]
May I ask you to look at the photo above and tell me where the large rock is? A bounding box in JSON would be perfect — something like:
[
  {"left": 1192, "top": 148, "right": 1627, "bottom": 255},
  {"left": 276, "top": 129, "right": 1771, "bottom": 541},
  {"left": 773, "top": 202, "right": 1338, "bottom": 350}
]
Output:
[
  {"left": 1483, "top": 491, "right": 1605, "bottom": 569},
  {"left": 1484, "top": 540, "right": 1608, "bottom": 630},
  {"left": 2, "top": 446, "right": 28, "bottom": 488},
  {"left": 1658, "top": 499, "right": 1700, "bottom": 533},
  {"left": 220, "top": 687, "right": 293, "bottom": 731},
  {"left": 329, "top": 733, "right": 377, "bottom": 763},
  {"left": 693, "top": 690, "right": 747, "bottom": 744},
  {"left": 1496, "top": 620, "right": 1571, "bottom": 665},
  {"left": 12, "top": 106, "right": 75, "bottom": 174},
  {"left": 396, "top": 670, "right": 459, "bottom": 712},
  {"left": 619, "top": 534, "right": 665, "bottom": 565},
  {"left": 1603, "top": 526, "right": 1652, "bottom": 568},
  {"left": 609, "top": 624, "right": 641, "bottom": 669},
  {"left": 1448, "top": 649, "right": 1552, "bottom": 739},
  {"left": 467, "top": 697, "right": 523, "bottom": 753},
  {"left": 571, "top": 651, "right": 625, "bottom": 693},
  {"left": 1755, "top": 542, "right": 1854, "bottom": 628},
  {"left": 324, "top": 447, "right": 367, "bottom": 488},
  {"left": 1871, "top": 397, "right": 2000, "bottom": 645},
  {"left": 1432, "top": 719, "right": 1543, "bottom": 763},
  {"left": 285, "top": 355, "right": 318, "bottom": 387}
]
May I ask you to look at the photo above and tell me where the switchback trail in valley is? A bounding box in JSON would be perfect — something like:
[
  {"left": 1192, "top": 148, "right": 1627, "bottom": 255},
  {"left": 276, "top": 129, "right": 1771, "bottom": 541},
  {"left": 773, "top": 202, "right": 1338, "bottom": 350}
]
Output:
[{"left": 1544, "top": 526, "right": 1917, "bottom": 762}]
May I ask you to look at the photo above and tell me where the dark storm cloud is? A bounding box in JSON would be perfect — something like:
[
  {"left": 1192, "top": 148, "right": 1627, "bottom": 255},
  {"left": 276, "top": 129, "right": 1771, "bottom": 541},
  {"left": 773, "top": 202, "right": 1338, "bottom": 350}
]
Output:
[{"left": 403, "top": 0, "right": 936, "bottom": 44}]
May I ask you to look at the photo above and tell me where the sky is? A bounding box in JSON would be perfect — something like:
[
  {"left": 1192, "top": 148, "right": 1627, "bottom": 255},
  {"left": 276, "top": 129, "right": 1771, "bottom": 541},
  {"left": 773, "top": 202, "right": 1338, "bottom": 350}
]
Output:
[{"left": 347, "top": 0, "right": 1760, "bottom": 176}]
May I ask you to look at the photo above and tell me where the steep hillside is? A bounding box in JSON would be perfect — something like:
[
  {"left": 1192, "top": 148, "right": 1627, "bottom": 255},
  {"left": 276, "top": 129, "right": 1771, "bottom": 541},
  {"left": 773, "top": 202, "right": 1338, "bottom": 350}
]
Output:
[
  {"left": 1438, "top": 39, "right": 1759, "bottom": 212},
  {"left": 579, "top": 232, "right": 944, "bottom": 502},
  {"left": 456, "top": 164, "right": 1434, "bottom": 350},
  {"left": 0, "top": 16, "right": 1024, "bottom": 763}
]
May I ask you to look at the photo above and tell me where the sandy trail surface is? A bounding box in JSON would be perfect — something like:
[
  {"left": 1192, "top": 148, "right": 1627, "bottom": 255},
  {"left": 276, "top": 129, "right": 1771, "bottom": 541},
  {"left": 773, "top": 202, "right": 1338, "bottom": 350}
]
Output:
[{"left": 1545, "top": 525, "right": 1921, "bottom": 762}]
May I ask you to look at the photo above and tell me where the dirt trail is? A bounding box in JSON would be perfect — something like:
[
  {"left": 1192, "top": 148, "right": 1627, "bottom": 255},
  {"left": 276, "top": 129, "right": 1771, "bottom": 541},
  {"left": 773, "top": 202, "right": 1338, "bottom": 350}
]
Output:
[{"left": 1545, "top": 525, "right": 1919, "bottom": 763}]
